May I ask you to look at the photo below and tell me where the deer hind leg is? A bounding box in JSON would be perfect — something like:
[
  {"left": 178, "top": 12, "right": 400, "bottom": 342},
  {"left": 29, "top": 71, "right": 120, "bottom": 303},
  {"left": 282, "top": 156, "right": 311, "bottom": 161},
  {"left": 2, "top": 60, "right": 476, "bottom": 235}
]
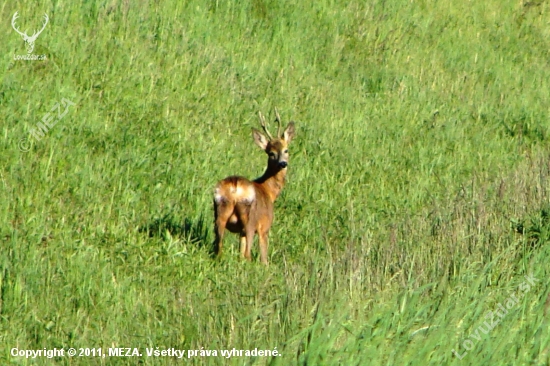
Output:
[
  {"left": 213, "top": 200, "right": 235, "bottom": 257},
  {"left": 235, "top": 202, "right": 254, "bottom": 261},
  {"left": 259, "top": 229, "right": 269, "bottom": 265},
  {"left": 244, "top": 227, "right": 255, "bottom": 261}
]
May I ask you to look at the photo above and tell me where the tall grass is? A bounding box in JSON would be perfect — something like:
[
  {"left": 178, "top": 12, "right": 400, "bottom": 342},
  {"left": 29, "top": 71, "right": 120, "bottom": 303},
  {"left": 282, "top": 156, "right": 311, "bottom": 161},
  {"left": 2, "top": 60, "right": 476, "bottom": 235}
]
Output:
[{"left": 1, "top": 0, "right": 549, "bottom": 364}]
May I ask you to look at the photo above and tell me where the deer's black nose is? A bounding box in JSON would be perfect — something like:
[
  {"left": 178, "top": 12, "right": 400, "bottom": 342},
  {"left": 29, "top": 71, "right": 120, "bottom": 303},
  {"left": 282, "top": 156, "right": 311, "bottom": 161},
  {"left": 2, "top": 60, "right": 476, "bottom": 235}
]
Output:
[{"left": 279, "top": 161, "right": 288, "bottom": 168}]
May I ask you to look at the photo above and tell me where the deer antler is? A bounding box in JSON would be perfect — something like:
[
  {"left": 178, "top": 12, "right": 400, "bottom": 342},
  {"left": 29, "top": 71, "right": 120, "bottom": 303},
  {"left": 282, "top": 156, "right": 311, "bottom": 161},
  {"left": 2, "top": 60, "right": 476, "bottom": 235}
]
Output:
[
  {"left": 274, "top": 107, "right": 282, "bottom": 138},
  {"left": 258, "top": 111, "right": 273, "bottom": 140}
]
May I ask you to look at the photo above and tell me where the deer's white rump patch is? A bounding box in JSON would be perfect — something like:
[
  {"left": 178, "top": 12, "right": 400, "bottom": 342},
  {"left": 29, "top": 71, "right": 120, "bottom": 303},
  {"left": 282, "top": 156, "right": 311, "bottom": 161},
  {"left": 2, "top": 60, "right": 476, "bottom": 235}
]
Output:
[
  {"left": 214, "top": 183, "right": 255, "bottom": 204},
  {"left": 234, "top": 184, "right": 255, "bottom": 204}
]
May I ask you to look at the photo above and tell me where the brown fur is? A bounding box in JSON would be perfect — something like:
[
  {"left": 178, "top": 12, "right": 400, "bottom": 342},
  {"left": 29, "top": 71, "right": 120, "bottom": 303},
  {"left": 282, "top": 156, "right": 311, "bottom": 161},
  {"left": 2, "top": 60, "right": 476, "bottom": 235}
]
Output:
[{"left": 213, "top": 110, "right": 296, "bottom": 264}]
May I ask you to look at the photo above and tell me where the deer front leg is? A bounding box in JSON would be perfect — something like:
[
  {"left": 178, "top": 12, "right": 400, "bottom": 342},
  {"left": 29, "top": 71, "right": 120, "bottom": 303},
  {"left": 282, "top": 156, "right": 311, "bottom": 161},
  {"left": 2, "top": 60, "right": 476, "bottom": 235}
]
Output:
[{"left": 240, "top": 234, "right": 247, "bottom": 259}]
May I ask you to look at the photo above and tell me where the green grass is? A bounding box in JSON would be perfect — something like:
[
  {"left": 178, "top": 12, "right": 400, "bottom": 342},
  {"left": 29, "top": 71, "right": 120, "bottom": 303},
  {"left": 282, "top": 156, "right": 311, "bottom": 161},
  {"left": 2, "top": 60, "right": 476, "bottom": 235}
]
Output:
[{"left": 1, "top": 0, "right": 550, "bottom": 364}]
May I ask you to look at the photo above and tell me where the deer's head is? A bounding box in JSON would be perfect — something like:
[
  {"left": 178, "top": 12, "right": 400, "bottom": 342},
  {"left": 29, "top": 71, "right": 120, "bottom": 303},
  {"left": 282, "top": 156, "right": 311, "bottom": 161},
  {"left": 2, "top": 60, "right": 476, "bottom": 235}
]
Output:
[
  {"left": 253, "top": 109, "right": 296, "bottom": 170},
  {"left": 12, "top": 12, "right": 49, "bottom": 54}
]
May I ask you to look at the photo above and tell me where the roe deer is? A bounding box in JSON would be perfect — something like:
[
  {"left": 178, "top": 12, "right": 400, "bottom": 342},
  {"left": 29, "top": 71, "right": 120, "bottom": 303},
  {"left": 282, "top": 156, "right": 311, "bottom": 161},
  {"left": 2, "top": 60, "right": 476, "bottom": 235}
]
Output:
[{"left": 213, "top": 108, "right": 296, "bottom": 264}]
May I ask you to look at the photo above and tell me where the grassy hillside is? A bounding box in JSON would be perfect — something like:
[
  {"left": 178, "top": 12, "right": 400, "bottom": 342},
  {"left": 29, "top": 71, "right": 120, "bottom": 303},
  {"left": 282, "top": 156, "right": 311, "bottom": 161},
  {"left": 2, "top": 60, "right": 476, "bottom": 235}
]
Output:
[{"left": 1, "top": 0, "right": 549, "bottom": 364}]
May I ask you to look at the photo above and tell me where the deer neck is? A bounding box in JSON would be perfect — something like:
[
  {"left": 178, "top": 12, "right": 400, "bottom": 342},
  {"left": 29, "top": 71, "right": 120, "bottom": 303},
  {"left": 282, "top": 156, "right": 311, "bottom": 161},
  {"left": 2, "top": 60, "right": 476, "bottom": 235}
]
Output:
[{"left": 254, "top": 165, "right": 287, "bottom": 202}]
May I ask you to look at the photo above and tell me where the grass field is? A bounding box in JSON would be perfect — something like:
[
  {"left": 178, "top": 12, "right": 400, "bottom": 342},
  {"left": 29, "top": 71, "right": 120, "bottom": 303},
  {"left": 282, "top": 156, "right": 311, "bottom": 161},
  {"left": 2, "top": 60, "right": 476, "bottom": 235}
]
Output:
[{"left": 2, "top": 0, "right": 550, "bottom": 364}]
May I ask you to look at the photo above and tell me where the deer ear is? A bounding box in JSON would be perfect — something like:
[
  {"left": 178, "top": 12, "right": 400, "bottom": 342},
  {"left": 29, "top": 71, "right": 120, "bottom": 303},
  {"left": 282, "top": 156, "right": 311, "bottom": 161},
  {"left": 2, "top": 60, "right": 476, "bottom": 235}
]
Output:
[
  {"left": 252, "top": 129, "right": 269, "bottom": 150},
  {"left": 283, "top": 122, "right": 295, "bottom": 144}
]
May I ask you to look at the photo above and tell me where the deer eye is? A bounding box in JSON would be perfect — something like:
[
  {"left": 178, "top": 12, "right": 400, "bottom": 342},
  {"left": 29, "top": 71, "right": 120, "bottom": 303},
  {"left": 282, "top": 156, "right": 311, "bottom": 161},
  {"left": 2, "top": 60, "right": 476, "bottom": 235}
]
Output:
[
  {"left": 284, "top": 149, "right": 288, "bottom": 153},
  {"left": 268, "top": 152, "right": 276, "bottom": 158}
]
